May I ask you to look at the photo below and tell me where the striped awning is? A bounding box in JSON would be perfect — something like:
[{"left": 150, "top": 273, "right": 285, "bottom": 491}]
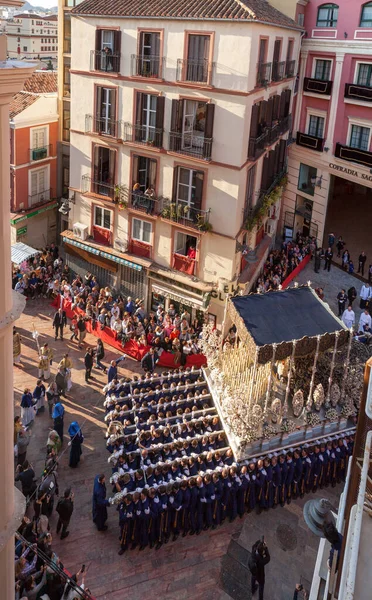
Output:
[
  {"left": 11, "top": 242, "right": 41, "bottom": 265},
  {"left": 62, "top": 237, "right": 142, "bottom": 272}
]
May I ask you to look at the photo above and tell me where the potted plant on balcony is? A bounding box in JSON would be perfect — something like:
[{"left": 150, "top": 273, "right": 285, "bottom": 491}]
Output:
[
  {"left": 196, "top": 214, "right": 213, "bottom": 232},
  {"left": 114, "top": 184, "right": 128, "bottom": 210}
]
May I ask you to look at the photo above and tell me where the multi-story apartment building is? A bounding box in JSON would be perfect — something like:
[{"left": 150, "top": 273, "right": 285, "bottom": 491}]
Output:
[
  {"left": 0, "top": 7, "right": 36, "bottom": 597},
  {"left": 281, "top": 0, "right": 372, "bottom": 259},
  {"left": 9, "top": 71, "right": 58, "bottom": 247},
  {"left": 6, "top": 12, "right": 58, "bottom": 59},
  {"left": 65, "top": 0, "right": 301, "bottom": 325}
]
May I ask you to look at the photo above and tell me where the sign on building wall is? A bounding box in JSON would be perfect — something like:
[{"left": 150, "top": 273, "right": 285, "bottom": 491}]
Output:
[{"left": 329, "top": 163, "right": 372, "bottom": 183}]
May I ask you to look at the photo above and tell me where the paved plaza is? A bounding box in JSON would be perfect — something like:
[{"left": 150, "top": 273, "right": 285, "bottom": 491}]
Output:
[{"left": 13, "top": 297, "right": 344, "bottom": 600}]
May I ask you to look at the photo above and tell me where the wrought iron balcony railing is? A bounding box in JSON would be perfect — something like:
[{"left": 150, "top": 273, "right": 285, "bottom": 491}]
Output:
[
  {"left": 296, "top": 131, "right": 324, "bottom": 152},
  {"left": 169, "top": 131, "right": 212, "bottom": 160},
  {"left": 129, "top": 191, "right": 161, "bottom": 216},
  {"left": 131, "top": 54, "right": 164, "bottom": 78},
  {"left": 176, "top": 58, "right": 213, "bottom": 84},
  {"left": 81, "top": 174, "right": 115, "bottom": 200},
  {"left": 122, "top": 122, "right": 163, "bottom": 148},
  {"left": 160, "top": 198, "right": 211, "bottom": 231},
  {"left": 285, "top": 59, "right": 296, "bottom": 78},
  {"left": 303, "top": 77, "right": 333, "bottom": 95},
  {"left": 272, "top": 60, "right": 285, "bottom": 82},
  {"left": 248, "top": 129, "right": 269, "bottom": 160},
  {"left": 335, "top": 142, "right": 372, "bottom": 168},
  {"left": 256, "top": 62, "right": 271, "bottom": 87},
  {"left": 344, "top": 82, "right": 372, "bottom": 102},
  {"left": 29, "top": 145, "right": 52, "bottom": 161},
  {"left": 85, "top": 114, "right": 120, "bottom": 138},
  {"left": 28, "top": 188, "right": 51, "bottom": 208},
  {"left": 90, "top": 50, "right": 120, "bottom": 73}
]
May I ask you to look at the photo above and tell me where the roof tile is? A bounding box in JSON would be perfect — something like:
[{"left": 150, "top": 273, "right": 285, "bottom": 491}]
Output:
[
  {"left": 23, "top": 72, "right": 58, "bottom": 94},
  {"left": 72, "top": 0, "right": 301, "bottom": 29},
  {"left": 9, "top": 92, "right": 39, "bottom": 119}
]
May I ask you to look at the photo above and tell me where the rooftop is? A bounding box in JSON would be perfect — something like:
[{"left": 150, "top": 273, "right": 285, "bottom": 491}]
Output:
[
  {"left": 9, "top": 91, "right": 38, "bottom": 118},
  {"left": 72, "top": 0, "right": 301, "bottom": 29},
  {"left": 23, "top": 71, "right": 57, "bottom": 94}
]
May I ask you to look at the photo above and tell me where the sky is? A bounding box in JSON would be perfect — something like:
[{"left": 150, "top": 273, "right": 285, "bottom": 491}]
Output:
[{"left": 27, "top": 0, "right": 58, "bottom": 7}]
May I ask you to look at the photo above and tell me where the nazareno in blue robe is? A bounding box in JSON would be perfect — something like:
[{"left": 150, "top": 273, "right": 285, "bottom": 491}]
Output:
[{"left": 92, "top": 475, "right": 109, "bottom": 530}]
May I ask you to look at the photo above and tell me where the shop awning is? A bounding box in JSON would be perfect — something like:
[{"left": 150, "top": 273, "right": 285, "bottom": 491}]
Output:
[
  {"left": 11, "top": 242, "right": 41, "bottom": 265},
  {"left": 151, "top": 284, "right": 206, "bottom": 310},
  {"left": 62, "top": 236, "right": 143, "bottom": 272}
]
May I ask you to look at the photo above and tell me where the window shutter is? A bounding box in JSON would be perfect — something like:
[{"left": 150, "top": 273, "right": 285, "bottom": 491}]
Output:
[
  {"left": 204, "top": 103, "right": 215, "bottom": 157},
  {"left": 95, "top": 30, "right": 102, "bottom": 70},
  {"left": 135, "top": 92, "right": 144, "bottom": 127},
  {"left": 95, "top": 86, "right": 102, "bottom": 117},
  {"left": 155, "top": 95, "right": 165, "bottom": 147},
  {"left": 279, "top": 92, "right": 286, "bottom": 120},
  {"left": 170, "top": 99, "right": 182, "bottom": 132},
  {"left": 249, "top": 103, "right": 260, "bottom": 139},
  {"left": 149, "top": 159, "right": 157, "bottom": 188},
  {"left": 172, "top": 167, "right": 179, "bottom": 201},
  {"left": 273, "top": 40, "right": 281, "bottom": 63},
  {"left": 31, "top": 172, "right": 38, "bottom": 196},
  {"left": 194, "top": 171, "right": 204, "bottom": 210},
  {"left": 114, "top": 30, "right": 121, "bottom": 57},
  {"left": 110, "top": 89, "right": 117, "bottom": 136},
  {"left": 284, "top": 89, "right": 291, "bottom": 117},
  {"left": 132, "top": 155, "right": 139, "bottom": 187},
  {"left": 273, "top": 95, "right": 280, "bottom": 121},
  {"left": 93, "top": 145, "right": 100, "bottom": 181},
  {"left": 268, "top": 149, "right": 276, "bottom": 184},
  {"left": 260, "top": 154, "right": 270, "bottom": 192},
  {"left": 109, "top": 149, "right": 116, "bottom": 186},
  {"left": 279, "top": 139, "right": 287, "bottom": 172},
  {"left": 266, "top": 96, "right": 274, "bottom": 128},
  {"left": 274, "top": 143, "right": 281, "bottom": 176}
]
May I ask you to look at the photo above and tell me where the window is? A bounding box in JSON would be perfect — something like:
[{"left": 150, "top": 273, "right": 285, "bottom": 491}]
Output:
[
  {"left": 360, "top": 2, "right": 372, "bottom": 26},
  {"left": 308, "top": 115, "right": 325, "bottom": 138},
  {"left": 316, "top": 4, "right": 338, "bottom": 27},
  {"left": 62, "top": 154, "right": 69, "bottom": 198},
  {"left": 94, "top": 206, "right": 112, "bottom": 229},
  {"left": 286, "top": 40, "right": 294, "bottom": 62},
  {"left": 63, "top": 57, "right": 70, "bottom": 97},
  {"left": 133, "top": 92, "right": 164, "bottom": 147},
  {"left": 137, "top": 31, "right": 161, "bottom": 77},
  {"left": 297, "top": 13, "right": 305, "bottom": 26},
  {"left": 132, "top": 218, "right": 152, "bottom": 243},
  {"left": 29, "top": 167, "right": 49, "bottom": 206},
  {"left": 63, "top": 101, "right": 70, "bottom": 142},
  {"left": 132, "top": 155, "right": 156, "bottom": 193},
  {"left": 183, "top": 100, "right": 207, "bottom": 151},
  {"left": 298, "top": 163, "right": 317, "bottom": 196},
  {"left": 92, "top": 145, "right": 116, "bottom": 196},
  {"left": 31, "top": 127, "right": 48, "bottom": 159},
  {"left": 94, "top": 29, "right": 121, "bottom": 72},
  {"left": 175, "top": 167, "right": 204, "bottom": 217},
  {"left": 23, "top": 46, "right": 27, "bottom": 52},
  {"left": 185, "top": 34, "right": 210, "bottom": 82},
  {"left": 349, "top": 125, "right": 370, "bottom": 150},
  {"left": 243, "top": 165, "right": 256, "bottom": 222},
  {"left": 258, "top": 38, "right": 267, "bottom": 64},
  {"left": 96, "top": 86, "right": 117, "bottom": 136},
  {"left": 314, "top": 59, "right": 332, "bottom": 80},
  {"left": 170, "top": 99, "right": 214, "bottom": 159},
  {"left": 174, "top": 231, "right": 197, "bottom": 260},
  {"left": 356, "top": 63, "right": 372, "bottom": 87}
]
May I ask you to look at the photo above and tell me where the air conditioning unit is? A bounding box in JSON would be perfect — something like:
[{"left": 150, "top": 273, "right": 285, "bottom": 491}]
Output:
[
  {"left": 114, "top": 238, "right": 127, "bottom": 253},
  {"left": 73, "top": 222, "right": 88, "bottom": 241}
]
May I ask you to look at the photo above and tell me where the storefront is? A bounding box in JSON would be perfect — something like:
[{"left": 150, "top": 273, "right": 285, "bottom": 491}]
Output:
[
  {"left": 61, "top": 231, "right": 149, "bottom": 299},
  {"left": 11, "top": 201, "right": 58, "bottom": 248}
]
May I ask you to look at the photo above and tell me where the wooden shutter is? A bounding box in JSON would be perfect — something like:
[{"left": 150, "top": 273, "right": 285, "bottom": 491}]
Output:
[
  {"left": 95, "top": 30, "right": 102, "bottom": 70},
  {"left": 93, "top": 145, "right": 100, "bottom": 181},
  {"left": 110, "top": 89, "right": 117, "bottom": 136},
  {"left": 31, "top": 172, "right": 38, "bottom": 196},
  {"left": 149, "top": 159, "right": 157, "bottom": 187},
  {"left": 284, "top": 89, "right": 291, "bottom": 117},
  {"left": 249, "top": 103, "right": 260, "bottom": 138},
  {"left": 279, "top": 92, "right": 286, "bottom": 120},
  {"left": 172, "top": 166, "right": 179, "bottom": 200},
  {"left": 193, "top": 171, "right": 204, "bottom": 210},
  {"left": 274, "top": 144, "right": 281, "bottom": 176},
  {"left": 170, "top": 99, "right": 183, "bottom": 132},
  {"left": 204, "top": 103, "right": 215, "bottom": 157},
  {"left": 95, "top": 86, "right": 102, "bottom": 118},
  {"left": 113, "top": 30, "right": 121, "bottom": 70},
  {"left": 260, "top": 154, "right": 270, "bottom": 192},
  {"left": 286, "top": 40, "right": 293, "bottom": 61},
  {"left": 273, "top": 40, "right": 281, "bottom": 63},
  {"left": 109, "top": 149, "right": 116, "bottom": 185},
  {"left": 268, "top": 150, "right": 276, "bottom": 186},
  {"left": 279, "top": 139, "right": 287, "bottom": 172},
  {"left": 273, "top": 95, "right": 280, "bottom": 121},
  {"left": 155, "top": 95, "right": 165, "bottom": 147},
  {"left": 266, "top": 96, "right": 274, "bottom": 128},
  {"left": 132, "top": 155, "right": 139, "bottom": 187}
]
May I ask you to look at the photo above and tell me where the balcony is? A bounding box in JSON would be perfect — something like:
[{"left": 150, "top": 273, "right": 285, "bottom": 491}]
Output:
[
  {"left": 272, "top": 61, "right": 285, "bottom": 82},
  {"left": 131, "top": 54, "right": 164, "bottom": 78},
  {"left": 29, "top": 145, "right": 51, "bottom": 161},
  {"left": 256, "top": 62, "right": 271, "bottom": 87},
  {"left": 129, "top": 191, "right": 161, "bottom": 216},
  {"left": 169, "top": 131, "right": 212, "bottom": 160},
  {"left": 248, "top": 130, "right": 268, "bottom": 160},
  {"left": 172, "top": 252, "right": 196, "bottom": 276},
  {"left": 122, "top": 122, "right": 163, "bottom": 148},
  {"left": 28, "top": 188, "right": 51, "bottom": 208},
  {"left": 85, "top": 114, "right": 120, "bottom": 138},
  {"left": 303, "top": 77, "right": 333, "bottom": 95},
  {"left": 176, "top": 58, "right": 213, "bottom": 84},
  {"left": 128, "top": 239, "right": 152, "bottom": 259},
  {"left": 285, "top": 59, "right": 296, "bottom": 78},
  {"left": 81, "top": 174, "right": 115, "bottom": 200},
  {"left": 90, "top": 50, "right": 120, "bottom": 74},
  {"left": 345, "top": 82, "right": 372, "bottom": 103},
  {"left": 296, "top": 131, "right": 324, "bottom": 152},
  {"left": 278, "top": 114, "right": 291, "bottom": 135},
  {"left": 335, "top": 142, "right": 372, "bottom": 168},
  {"left": 160, "top": 198, "right": 211, "bottom": 232},
  {"left": 92, "top": 225, "right": 112, "bottom": 246}
]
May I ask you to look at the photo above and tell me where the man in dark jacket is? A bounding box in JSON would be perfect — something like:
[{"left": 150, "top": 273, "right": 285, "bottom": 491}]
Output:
[
  {"left": 56, "top": 488, "right": 74, "bottom": 539},
  {"left": 249, "top": 540, "right": 270, "bottom": 600},
  {"left": 141, "top": 347, "right": 158, "bottom": 373},
  {"left": 52, "top": 308, "right": 67, "bottom": 340},
  {"left": 84, "top": 348, "right": 94, "bottom": 382}
]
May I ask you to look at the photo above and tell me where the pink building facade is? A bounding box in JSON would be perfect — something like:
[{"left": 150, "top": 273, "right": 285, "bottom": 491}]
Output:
[{"left": 281, "top": 0, "right": 372, "bottom": 260}]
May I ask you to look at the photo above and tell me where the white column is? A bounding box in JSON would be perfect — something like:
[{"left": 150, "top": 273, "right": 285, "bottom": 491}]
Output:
[
  {"left": 0, "top": 58, "right": 36, "bottom": 600},
  {"left": 293, "top": 49, "right": 308, "bottom": 134},
  {"left": 324, "top": 53, "right": 345, "bottom": 151}
]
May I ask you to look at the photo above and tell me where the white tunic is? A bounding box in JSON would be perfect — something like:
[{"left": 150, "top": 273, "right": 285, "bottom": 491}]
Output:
[{"left": 342, "top": 309, "right": 355, "bottom": 329}]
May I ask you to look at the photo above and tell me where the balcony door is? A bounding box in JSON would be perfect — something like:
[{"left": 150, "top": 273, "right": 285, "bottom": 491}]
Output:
[
  {"left": 93, "top": 145, "right": 115, "bottom": 197},
  {"left": 133, "top": 155, "right": 157, "bottom": 193},
  {"left": 135, "top": 92, "right": 164, "bottom": 146},
  {"left": 30, "top": 167, "right": 49, "bottom": 206},
  {"left": 96, "top": 86, "right": 116, "bottom": 136},
  {"left": 175, "top": 167, "right": 203, "bottom": 220},
  {"left": 95, "top": 29, "right": 121, "bottom": 72},
  {"left": 186, "top": 34, "right": 210, "bottom": 82},
  {"left": 139, "top": 31, "right": 160, "bottom": 77},
  {"left": 31, "top": 126, "right": 48, "bottom": 160}
]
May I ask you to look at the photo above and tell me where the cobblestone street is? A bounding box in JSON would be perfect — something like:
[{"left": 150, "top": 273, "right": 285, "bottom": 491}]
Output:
[{"left": 13, "top": 298, "right": 342, "bottom": 600}]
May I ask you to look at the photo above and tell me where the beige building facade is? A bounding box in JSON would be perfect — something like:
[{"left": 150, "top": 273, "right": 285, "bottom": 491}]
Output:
[
  {"left": 6, "top": 12, "right": 58, "bottom": 59},
  {"left": 65, "top": 1, "right": 301, "bottom": 325}
]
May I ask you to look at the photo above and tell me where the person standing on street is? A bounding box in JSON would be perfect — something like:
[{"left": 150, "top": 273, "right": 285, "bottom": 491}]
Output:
[
  {"left": 68, "top": 421, "right": 84, "bottom": 468},
  {"left": 358, "top": 251, "right": 367, "bottom": 277},
  {"left": 249, "top": 539, "right": 271, "bottom": 600},
  {"left": 342, "top": 306, "right": 355, "bottom": 329},
  {"left": 56, "top": 488, "right": 74, "bottom": 539},
  {"left": 347, "top": 286, "right": 357, "bottom": 308},
  {"left": 16, "top": 428, "right": 31, "bottom": 466},
  {"left": 328, "top": 232, "right": 335, "bottom": 249},
  {"left": 359, "top": 282, "right": 371, "bottom": 310},
  {"left": 52, "top": 308, "right": 67, "bottom": 341},
  {"left": 95, "top": 339, "right": 107, "bottom": 373},
  {"left": 323, "top": 247, "right": 333, "bottom": 272},
  {"left": 336, "top": 236, "right": 345, "bottom": 258},
  {"left": 337, "top": 290, "right": 347, "bottom": 317},
  {"left": 92, "top": 473, "right": 110, "bottom": 531},
  {"left": 314, "top": 248, "right": 321, "bottom": 274},
  {"left": 84, "top": 348, "right": 94, "bottom": 382},
  {"left": 77, "top": 315, "right": 87, "bottom": 349}
]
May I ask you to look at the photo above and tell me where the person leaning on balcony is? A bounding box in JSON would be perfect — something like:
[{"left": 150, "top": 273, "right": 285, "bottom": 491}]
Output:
[
  {"left": 132, "top": 183, "right": 141, "bottom": 207},
  {"left": 144, "top": 185, "right": 155, "bottom": 214},
  {"left": 187, "top": 245, "right": 196, "bottom": 260}
]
